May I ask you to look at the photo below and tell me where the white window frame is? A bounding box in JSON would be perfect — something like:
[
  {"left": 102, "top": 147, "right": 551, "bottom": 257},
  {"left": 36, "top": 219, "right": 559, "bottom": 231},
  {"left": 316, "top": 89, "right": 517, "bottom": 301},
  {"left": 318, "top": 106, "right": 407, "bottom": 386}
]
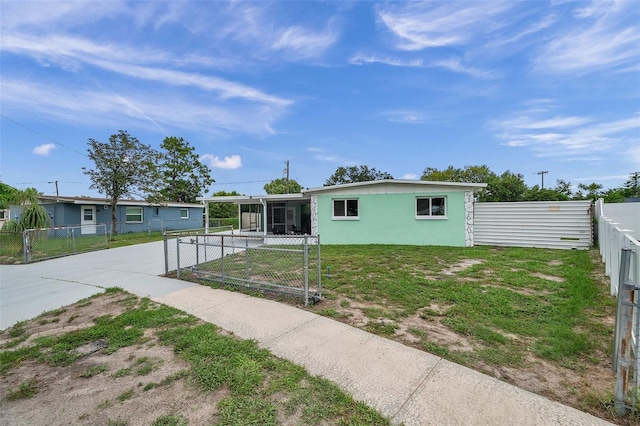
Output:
[
  {"left": 125, "top": 206, "right": 143, "bottom": 223},
  {"left": 416, "top": 196, "right": 447, "bottom": 219},
  {"left": 180, "top": 208, "right": 189, "bottom": 219},
  {"left": 332, "top": 198, "right": 359, "bottom": 220}
]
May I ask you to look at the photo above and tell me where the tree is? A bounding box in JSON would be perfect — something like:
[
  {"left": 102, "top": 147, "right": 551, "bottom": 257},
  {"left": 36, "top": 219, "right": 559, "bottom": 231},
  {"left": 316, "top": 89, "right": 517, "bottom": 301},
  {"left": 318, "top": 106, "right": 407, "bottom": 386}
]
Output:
[
  {"left": 483, "top": 171, "right": 527, "bottom": 202},
  {"left": 554, "top": 179, "right": 572, "bottom": 198},
  {"left": 421, "top": 164, "right": 495, "bottom": 184},
  {"left": 209, "top": 190, "right": 242, "bottom": 218},
  {"left": 157, "top": 136, "right": 214, "bottom": 203},
  {"left": 523, "top": 185, "right": 569, "bottom": 201},
  {"left": 624, "top": 172, "right": 640, "bottom": 198},
  {"left": 0, "top": 182, "right": 18, "bottom": 210},
  {"left": 577, "top": 182, "right": 603, "bottom": 201},
  {"left": 264, "top": 178, "right": 302, "bottom": 194},
  {"left": 1, "top": 187, "right": 50, "bottom": 232},
  {"left": 84, "top": 130, "right": 160, "bottom": 235},
  {"left": 324, "top": 165, "right": 393, "bottom": 186}
]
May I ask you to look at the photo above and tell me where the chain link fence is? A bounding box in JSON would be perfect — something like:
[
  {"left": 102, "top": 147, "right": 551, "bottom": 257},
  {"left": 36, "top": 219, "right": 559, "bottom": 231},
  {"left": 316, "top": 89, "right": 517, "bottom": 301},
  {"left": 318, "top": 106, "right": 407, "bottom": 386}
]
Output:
[
  {"left": 164, "top": 232, "right": 321, "bottom": 306},
  {"left": 19, "top": 224, "right": 109, "bottom": 263}
]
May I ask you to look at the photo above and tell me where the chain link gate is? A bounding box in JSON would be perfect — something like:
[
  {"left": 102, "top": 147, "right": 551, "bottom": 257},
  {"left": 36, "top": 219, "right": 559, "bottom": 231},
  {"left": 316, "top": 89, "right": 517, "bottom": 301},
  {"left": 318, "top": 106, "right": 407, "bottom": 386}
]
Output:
[{"left": 164, "top": 233, "right": 321, "bottom": 306}]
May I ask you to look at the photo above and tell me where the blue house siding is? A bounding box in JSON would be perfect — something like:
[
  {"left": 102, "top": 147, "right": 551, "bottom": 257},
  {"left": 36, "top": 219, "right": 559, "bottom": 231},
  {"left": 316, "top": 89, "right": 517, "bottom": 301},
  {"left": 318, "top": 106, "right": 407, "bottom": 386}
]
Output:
[{"left": 11, "top": 197, "right": 204, "bottom": 235}]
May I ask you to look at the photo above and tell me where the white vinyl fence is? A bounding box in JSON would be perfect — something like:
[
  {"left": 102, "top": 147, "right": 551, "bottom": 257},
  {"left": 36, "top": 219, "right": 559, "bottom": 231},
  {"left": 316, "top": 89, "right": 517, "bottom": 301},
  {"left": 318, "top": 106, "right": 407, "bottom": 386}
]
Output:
[
  {"left": 596, "top": 199, "right": 640, "bottom": 296},
  {"left": 474, "top": 201, "right": 593, "bottom": 249}
]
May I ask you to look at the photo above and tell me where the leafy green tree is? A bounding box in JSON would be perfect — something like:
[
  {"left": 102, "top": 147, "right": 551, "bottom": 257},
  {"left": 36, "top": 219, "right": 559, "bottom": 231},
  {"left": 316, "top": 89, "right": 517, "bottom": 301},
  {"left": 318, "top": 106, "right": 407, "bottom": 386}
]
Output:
[
  {"left": 554, "top": 179, "right": 573, "bottom": 198},
  {"left": 624, "top": 172, "right": 640, "bottom": 197},
  {"left": 421, "top": 164, "right": 495, "bottom": 184},
  {"left": 264, "top": 178, "right": 302, "bottom": 194},
  {"left": 157, "top": 136, "right": 214, "bottom": 203},
  {"left": 84, "top": 130, "right": 160, "bottom": 235},
  {"left": 483, "top": 171, "right": 527, "bottom": 202},
  {"left": 523, "top": 185, "right": 569, "bottom": 201},
  {"left": 0, "top": 182, "right": 18, "bottom": 210},
  {"left": 577, "top": 182, "right": 603, "bottom": 201},
  {"left": 209, "top": 190, "right": 242, "bottom": 218},
  {"left": 1, "top": 188, "right": 50, "bottom": 231},
  {"left": 325, "top": 165, "right": 393, "bottom": 186}
]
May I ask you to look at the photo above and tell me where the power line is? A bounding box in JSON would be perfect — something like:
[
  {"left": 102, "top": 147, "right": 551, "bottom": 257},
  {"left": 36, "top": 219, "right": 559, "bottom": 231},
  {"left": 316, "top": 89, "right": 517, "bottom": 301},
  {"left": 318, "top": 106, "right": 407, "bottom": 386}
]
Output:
[{"left": 1, "top": 114, "right": 87, "bottom": 157}]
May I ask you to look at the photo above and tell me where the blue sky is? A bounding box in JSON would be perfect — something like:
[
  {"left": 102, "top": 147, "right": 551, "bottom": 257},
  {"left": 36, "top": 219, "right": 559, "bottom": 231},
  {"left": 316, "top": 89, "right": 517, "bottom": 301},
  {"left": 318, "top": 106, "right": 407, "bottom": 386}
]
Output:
[{"left": 1, "top": 0, "right": 639, "bottom": 198}]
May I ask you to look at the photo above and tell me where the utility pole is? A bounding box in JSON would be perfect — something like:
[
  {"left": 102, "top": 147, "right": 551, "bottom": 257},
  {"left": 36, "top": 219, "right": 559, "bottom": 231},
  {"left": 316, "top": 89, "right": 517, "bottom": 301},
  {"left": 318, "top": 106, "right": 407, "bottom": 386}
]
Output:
[
  {"left": 284, "top": 160, "right": 290, "bottom": 194},
  {"left": 48, "top": 180, "right": 59, "bottom": 198},
  {"left": 537, "top": 171, "right": 548, "bottom": 189}
]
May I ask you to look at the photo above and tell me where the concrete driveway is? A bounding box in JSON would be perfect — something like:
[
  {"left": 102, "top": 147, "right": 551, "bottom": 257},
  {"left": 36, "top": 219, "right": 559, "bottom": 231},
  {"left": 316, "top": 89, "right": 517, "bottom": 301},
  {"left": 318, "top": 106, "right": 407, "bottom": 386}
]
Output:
[{"left": 0, "top": 241, "right": 195, "bottom": 329}]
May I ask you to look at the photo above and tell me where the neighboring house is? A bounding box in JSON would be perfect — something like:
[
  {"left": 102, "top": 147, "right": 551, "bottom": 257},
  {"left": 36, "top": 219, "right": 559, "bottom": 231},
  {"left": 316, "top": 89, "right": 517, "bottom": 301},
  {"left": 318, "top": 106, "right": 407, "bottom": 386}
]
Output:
[
  {"left": 9, "top": 196, "right": 204, "bottom": 234},
  {"left": 200, "top": 180, "right": 487, "bottom": 247}
]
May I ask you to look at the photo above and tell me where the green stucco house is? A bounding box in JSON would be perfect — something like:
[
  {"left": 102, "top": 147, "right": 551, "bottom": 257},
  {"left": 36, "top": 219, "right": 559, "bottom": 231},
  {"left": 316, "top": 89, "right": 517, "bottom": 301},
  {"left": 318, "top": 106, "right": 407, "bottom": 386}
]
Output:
[{"left": 201, "top": 180, "right": 487, "bottom": 247}]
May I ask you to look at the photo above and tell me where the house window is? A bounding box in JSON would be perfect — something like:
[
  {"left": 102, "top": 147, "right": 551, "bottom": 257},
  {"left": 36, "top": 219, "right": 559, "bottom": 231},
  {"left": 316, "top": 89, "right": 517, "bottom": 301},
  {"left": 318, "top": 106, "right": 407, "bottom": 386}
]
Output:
[
  {"left": 180, "top": 208, "right": 189, "bottom": 219},
  {"left": 0, "top": 210, "right": 5, "bottom": 219},
  {"left": 416, "top": 197, "right": 447, "bottom": 219},
  {"left": 126, "top": 207, "right": 143, "bottom": 222},
  {"left": 333, "top": 199, "right": 359, "bottom": 219}
]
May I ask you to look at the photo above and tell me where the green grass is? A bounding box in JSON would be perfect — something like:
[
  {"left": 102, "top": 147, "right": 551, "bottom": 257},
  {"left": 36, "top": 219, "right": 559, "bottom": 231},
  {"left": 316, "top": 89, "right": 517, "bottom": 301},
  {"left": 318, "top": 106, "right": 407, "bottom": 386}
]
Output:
[
  {"left": 317, "top": 245, "right": 614, "bottom": 370},
  {"left": 1, "top": 289, "right": 390, "bottom": 425},
  {"left": 151, "top": 414, "right": 189, "bottom": 426},
  {"left": 6, "top": 378, "right": 39, "bottom": 400}
]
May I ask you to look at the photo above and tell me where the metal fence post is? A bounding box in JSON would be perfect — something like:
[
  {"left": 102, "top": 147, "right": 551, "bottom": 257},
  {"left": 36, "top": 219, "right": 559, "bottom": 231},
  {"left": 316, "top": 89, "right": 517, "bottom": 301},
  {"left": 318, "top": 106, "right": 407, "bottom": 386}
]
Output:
[
  {"left": 245, "top": 237, "right": 249, "bottom": 280},
  {"left": 196, "top": 235, "right": 200, "bottom": 268},
  {"left": 163, "top": 233, "right": 169, "bottom": 275},
  {"left": 71, "top": 227, "right": 76, "bottom": 253},
  {"left": 316, "top": 235, "right": 322, "bottom": 299},
  {"left": 221, "top": 235, "right": 225, "bottom": 285},
  {"left": 22, "top": 230, "right": 29, "bottom": 264},
  {"left": 176, "top": 237, "right": 181, "bottom": 279},
  {"left": 104, "top": 224, "right": 109, "bottom": 249},
  {"left": 303, "top": 235, "right": 309, "bottom": 307}
]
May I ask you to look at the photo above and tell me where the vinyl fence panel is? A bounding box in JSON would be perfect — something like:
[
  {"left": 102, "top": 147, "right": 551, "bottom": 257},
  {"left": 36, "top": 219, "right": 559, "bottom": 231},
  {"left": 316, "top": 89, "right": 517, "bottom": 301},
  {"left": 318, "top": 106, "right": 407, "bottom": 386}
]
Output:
[{"left": 474, "top": 201, "right": 592, "bottom": 249}]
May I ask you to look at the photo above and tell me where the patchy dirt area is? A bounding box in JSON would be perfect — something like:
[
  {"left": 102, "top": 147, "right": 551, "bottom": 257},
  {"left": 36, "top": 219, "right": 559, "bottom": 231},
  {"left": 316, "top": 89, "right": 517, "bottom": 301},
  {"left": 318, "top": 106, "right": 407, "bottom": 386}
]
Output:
[{"left": 0, "top": 293, "right": 221, "bottom": 426}]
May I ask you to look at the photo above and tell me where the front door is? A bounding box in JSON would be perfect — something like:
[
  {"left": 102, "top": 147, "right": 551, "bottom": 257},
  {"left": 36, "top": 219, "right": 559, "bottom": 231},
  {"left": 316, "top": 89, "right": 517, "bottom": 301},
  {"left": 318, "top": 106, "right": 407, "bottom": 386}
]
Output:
[{"left": 81, "top": 205, "right": 97, "bottom": 234}]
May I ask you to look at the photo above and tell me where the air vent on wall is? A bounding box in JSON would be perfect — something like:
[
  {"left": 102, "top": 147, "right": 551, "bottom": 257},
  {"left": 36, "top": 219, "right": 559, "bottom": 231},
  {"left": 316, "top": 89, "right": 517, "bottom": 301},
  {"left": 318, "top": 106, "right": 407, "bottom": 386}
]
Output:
[{"left": 103, "top": 205, "right": 109, "bottom": 209}]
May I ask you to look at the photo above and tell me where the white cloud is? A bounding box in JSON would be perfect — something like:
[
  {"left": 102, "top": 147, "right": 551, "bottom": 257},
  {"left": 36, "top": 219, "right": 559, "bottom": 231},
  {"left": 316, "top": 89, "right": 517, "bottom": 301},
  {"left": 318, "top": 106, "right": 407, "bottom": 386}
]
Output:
[
  {"left": 2, "top": 79, "right": 285, "bottom": 137},
  {"left": 200, "top": 154, "right": 243, "bottom": 170},
  {"left": 376, "top": 1, "right": 514, "bottom": 50},
  {"left": 492, "top": 109, "right": 640, "bottom": 162},
  {"left": 32, "top": 143, "right": 56, "bottom": 156},
  {"left": 534, "top": 1, "right": 640, "bottom": 74},
  {"left": 382, "top": 110, "right": 429, "bottom": 124},
  {"left": 403, "top": 173, "right": 418, "bottom": 180},
  {"left": 349, "top": 53, "right": 423, "bottom": 67}
]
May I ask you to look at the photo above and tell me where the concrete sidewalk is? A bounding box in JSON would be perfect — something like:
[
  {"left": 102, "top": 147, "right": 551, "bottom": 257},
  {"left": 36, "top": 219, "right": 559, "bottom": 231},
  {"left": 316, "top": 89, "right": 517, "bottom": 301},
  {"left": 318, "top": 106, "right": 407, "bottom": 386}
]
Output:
[{"left": 0, "top": 242, "right": 614, "bottom": 425}]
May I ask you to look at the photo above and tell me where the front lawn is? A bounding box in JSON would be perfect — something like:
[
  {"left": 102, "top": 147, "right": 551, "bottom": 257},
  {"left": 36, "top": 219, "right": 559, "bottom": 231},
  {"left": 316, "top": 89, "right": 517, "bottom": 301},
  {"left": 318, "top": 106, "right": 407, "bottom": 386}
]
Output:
[{"left": 313, "top": 245, "right": 618, "bottom": 422}]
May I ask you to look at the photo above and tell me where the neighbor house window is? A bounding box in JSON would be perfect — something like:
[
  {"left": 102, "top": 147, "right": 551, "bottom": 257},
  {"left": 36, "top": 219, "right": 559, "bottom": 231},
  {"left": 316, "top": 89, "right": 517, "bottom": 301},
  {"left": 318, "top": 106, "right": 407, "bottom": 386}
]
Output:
[
  {"left": 126, "top": 207, "right": 143, "bottom": 222},
  {"left": 333, "top": 199, "right": 359, "bottom": 219},
  {"left": 0, "top": 210, "right": 6, "bottom": 219},
  {"left": 416, "top": 197, "right": 446, "bottom": 218},
  {"left": 180, "top": 208, "right": 189, "bottom": 219}
]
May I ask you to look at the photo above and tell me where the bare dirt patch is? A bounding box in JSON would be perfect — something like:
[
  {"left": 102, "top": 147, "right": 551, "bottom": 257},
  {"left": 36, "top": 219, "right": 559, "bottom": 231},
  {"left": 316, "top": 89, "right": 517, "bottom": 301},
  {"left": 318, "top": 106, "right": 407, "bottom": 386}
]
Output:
[{"left": 0, "top": 295, "right": 225, "bottom": 426}]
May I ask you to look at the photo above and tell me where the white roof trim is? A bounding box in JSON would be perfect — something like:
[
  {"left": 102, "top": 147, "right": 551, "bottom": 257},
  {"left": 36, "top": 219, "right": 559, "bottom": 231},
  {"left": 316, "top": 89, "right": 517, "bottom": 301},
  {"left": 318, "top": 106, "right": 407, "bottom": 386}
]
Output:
[
  {"left": 304, "top": 179, "right": 487, "bottom": 193},
  {"left": 197, "top": 193, "right": 309, "bottom": 204}
]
